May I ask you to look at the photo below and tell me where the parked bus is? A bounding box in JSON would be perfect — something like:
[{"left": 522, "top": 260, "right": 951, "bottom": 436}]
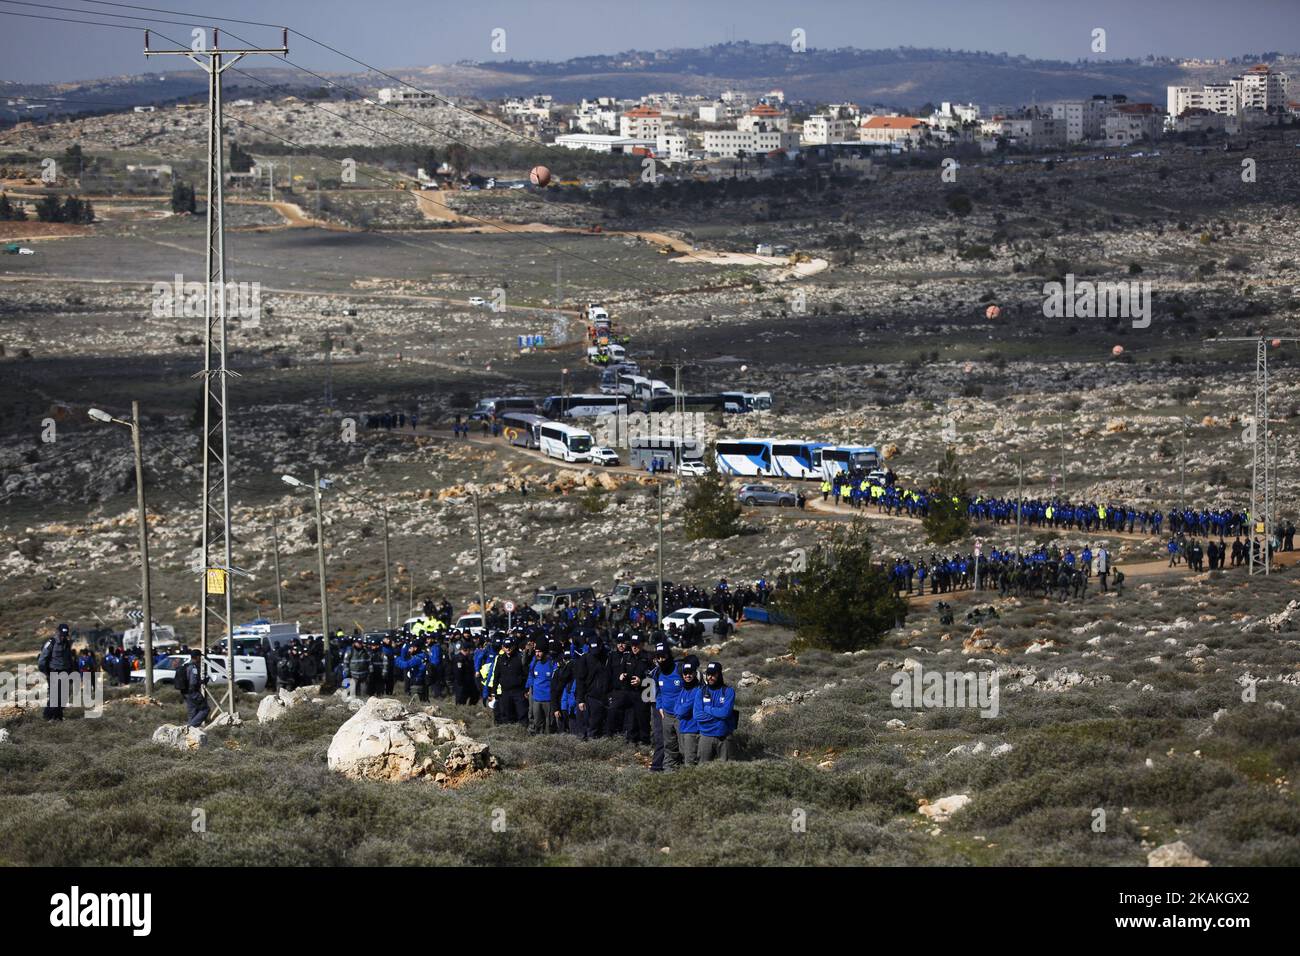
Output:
[
  {"left": 714, "top": 439, "right": 775, "bottom": 476},
  {"left": 470, "top": 395, "right": 538, "bottom": 421},
  {"left": 538, "top": 422, "right": 594, "bottom": 462},
  {"left": 720, "top": 391, "right": 774, "bottom": 413},
  {"left": 541, "top": 393, "right": 629, "bottom": 419},
  {"left": 769, "top": 440, "right": 829, "bottom": 480},
  {"left": 819, "top": 445, "right": 881, "bottom": 480},
  {"left": 642, "top": 393, "right": 727, "bottom": 414},
  {"left": 628, "top": 435, "right": 705, "bottom": 471},
  {"left": 499, "top": 412, "right": 548, "bottom": 449},
  {"left": 617, "top": 373, "right": 647, "bottom": 397}
]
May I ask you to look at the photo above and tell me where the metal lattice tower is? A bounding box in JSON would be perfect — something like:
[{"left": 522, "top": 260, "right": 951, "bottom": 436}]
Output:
[
  {"left": 1220, "top": 335, "right": 1297, "bottom": 575},
  {"left": 145, "top": 29, "right": 287, "bottom": 717}
]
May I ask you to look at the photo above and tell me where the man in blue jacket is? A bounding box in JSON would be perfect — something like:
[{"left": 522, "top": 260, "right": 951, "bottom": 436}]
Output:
[
  {"left": 696, "top": 660, "right": 736, "bottom": 763},
  {"left": 673, "top": 656, "right": 702, "bottom": 766},
  {"left": 525, "top": 643, "right": 558, "bottom": 734},
  {"left": 398, "top": 642, "right": 428, "bottom": 702},
  {"left": 649, "top": 642, "right": 683, "bottom": 772}
]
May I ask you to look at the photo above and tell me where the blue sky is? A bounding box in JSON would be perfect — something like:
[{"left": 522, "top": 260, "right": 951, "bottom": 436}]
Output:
[{"left": 1, "top": 0, "right": 1298, "bottom": 83}]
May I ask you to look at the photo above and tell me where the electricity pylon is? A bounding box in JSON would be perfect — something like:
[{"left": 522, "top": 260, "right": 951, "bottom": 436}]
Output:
[
  {"left": 145, "top": 28, "right": 287, "bottom": 719},
  {"left": 1218, "top": 335, "right": 1297, "bottom": 575}
]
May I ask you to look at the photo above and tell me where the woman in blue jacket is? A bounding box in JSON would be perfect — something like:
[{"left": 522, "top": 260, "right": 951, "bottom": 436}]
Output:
[
  {"left": 696, "top": 661, "right": 736, "bottom": 763},
  {"left": 673, "top": 656, "right": 703, "bottom": 766}
]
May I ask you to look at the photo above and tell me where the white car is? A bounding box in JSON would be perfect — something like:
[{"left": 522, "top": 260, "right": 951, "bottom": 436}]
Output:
[
  {"left": 677, "top": 460, "right": 705, "bottom": 477},
  {"left": 662, "top": 607, "right": 731, "bottom": 637},
  {"left": 454, "top": 613, "right": 486, "bottom": 636},
  {"left": 17, "top": 247, "right": 35, "bottom": 255},
  {"left": 133, "top": 653, "right": 268, "bottom": 693},
  {"left": 468, "top": 296, "right": 486, "bottom": 307},
  {"left": 590, "top": 446, "right": 620, "bottom": 466}
]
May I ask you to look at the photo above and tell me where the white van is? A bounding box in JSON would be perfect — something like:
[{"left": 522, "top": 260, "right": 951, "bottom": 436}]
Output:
[
  {"left": 122, "top": 623, "right": 177, "bottom": 651},
  {"left": 135, "top": 653, "right": 269, "bottom": 693}
]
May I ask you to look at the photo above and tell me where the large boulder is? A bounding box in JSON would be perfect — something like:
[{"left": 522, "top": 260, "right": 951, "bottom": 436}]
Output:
[
  {"left": 327, "top": 697, "right": 494, "bottom": 782},
  {"left": 152, "top": 724, "right": 207, "bottom": 751},
  {"left": 1147, "top": 841, "right": 1210, "bottom": 867},
  {"left": 256, "top": 687, "right": 317, "bottom": 724},
  {"left": 918, "top": 794, "right": 970, "bottom": 822},
  {"left": 0, "top": 727, "right": 10, "bottom": 744}
]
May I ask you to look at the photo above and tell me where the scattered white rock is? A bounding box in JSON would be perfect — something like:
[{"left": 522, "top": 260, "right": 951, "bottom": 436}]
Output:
[
  {"left": 885, "top": 718, "right": 907, "bottom": 730},
  {"left": 152, "top": 724, "right": 207, "bottom": 751}
]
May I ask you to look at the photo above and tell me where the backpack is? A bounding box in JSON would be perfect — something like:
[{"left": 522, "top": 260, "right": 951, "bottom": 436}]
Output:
[{"left": 174, "top": 662, "right": 191, "bottom": 695}]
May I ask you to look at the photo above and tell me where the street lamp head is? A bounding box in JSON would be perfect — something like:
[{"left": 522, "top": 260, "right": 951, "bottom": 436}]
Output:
[
  {"left": 281, "top": 474, "right": 304, "bottom": 487},
  {"left": 88, "top": 408, "right": 113, "bottom": 423}
]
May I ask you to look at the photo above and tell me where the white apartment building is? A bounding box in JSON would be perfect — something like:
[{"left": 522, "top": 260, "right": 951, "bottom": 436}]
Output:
[
  {"left": 656, "top": 129, "right": 691, "bottom": 161},
  {"left": 999, "top": 114, "right": 1066, "bottom": 150},
  {"left": 701, "top": 128, "right": 800, "bottom": 158},
  {"left": 940, "top": 102, "right": 981, "bottom": 124},
  {"left": 1168, "top": 66, "right": 1290, "bottom": 120},
  {"left": 737, "top": 103, "right": 790, "bottom": 132},
  {"left": 376, "top": 87, "right": 437, "bottom": 106},
  {"left": 1048, "top": 96, "right": 1125, "bottom": 143},
  {"left": 620, "top": 105, "right": 664, "bottom": 139},
  {"left": 802, "top": 114, "right": 856, "bottom": 144},
  {"left": 1103, "top": 104, "right": 1164, "bottom": 144},
  {"left": 1234, "top": 64, "right": 1289, "bottom": 112}
]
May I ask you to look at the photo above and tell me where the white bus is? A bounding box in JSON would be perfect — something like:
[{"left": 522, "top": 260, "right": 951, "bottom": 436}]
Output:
[
  {"left": 769, "top": 441, "right": 829, "bottom": 480},
  {"left": 629, "top": 435, "right": 705, "bottom": 471},
  {"left": 617, "top": 373, "right": 647, "bottom": 397},
  {"left": 714, "top": 439, "right": 776, "bottom": 477},
  {"left": 720, "top": 391, "right": 773, "bottom": 413},
  {"left": 819, "top": 445, "right": 881, "bottom": 480},
  {"left": 541, "top": 393, "right": 629, "bottom": 419},
  {"left": 539, "top": 422, "right": 594, "bottom": 462}
]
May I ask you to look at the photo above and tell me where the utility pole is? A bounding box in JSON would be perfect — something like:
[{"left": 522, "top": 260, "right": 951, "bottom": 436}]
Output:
[
  {"left": 145, "top": 27, "right": 288, "bottom": 720},
  {"left": 1015, "top": 454, "right": 1023, "bottom": 556},
  {"left": 657, "top": 482, "right": 665, "bottom": 625},
  {"left": 263, "top": 160, "right": 276, "bottom": 202},
  {"left": 90, "top": 404, "right": 153, "bottom": 694},
  {"left": 1179, "top": 417, "right": 1188, "bottom": 513},
  {"left": 129, "top": 402, "right": 153, "bottom": 696},
  {"left": 473, "top": 492, "right": 487, "bottom": 616},
  {"left": 381, "top": 505, "right": 393, "bottom": 629},
  {"left": 1058, "top": 414, "right": 1066, "bottom": 499},
  {"left": 270, "top": 514, "right": 284, "bottom": 623},
  {"left": 313, "top": 469, "right": 331, "bottom": 684}
]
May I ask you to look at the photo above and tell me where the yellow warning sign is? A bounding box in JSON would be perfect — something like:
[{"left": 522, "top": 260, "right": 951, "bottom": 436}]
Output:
[{"left": 205, "top": 568, "right": 226, "bottom": 595}]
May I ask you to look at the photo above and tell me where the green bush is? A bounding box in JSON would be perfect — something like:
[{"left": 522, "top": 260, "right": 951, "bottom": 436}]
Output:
[{"left": 774, "top": 518, "right": 907, "bottom": 652}]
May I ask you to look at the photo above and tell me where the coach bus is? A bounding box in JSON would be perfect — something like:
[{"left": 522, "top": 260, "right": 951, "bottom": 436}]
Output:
[
  {"left": 541, "top": 393, "right": 629, "bottom": 419},
  {"left": 629, "top": 435, "right": 706, "bottom": 471},
  {"left": 819, "top": 445, "right": 881, "bottom": 480},
  {"left": 499, "top": 412, "right": 548, "bottom": 449},
  {"left": 470, "top": 395, "right": 538, "bottom": 421},
  {"left": 714, "top": 439, "right": 776, "bottom": 477},
  {"left": 538, "top": 422, "right": 594, "bottom": 463},
  {"left": 720, "top": 391, "right": 774, "bottom": 414},
  {"left": 641, "top": 393, "right": 727, "bottom": 414},
  {"left": 769, "top": 440, "right": 829, "bottom": 480}
]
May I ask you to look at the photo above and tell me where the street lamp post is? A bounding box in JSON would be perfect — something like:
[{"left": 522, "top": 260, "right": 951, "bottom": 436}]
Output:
[
  {"left": 282, "top": 472, "right": 333, "bottom": 687},
  {"left": 90, "top": 404, "right": 153, "bottom": 696}
]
